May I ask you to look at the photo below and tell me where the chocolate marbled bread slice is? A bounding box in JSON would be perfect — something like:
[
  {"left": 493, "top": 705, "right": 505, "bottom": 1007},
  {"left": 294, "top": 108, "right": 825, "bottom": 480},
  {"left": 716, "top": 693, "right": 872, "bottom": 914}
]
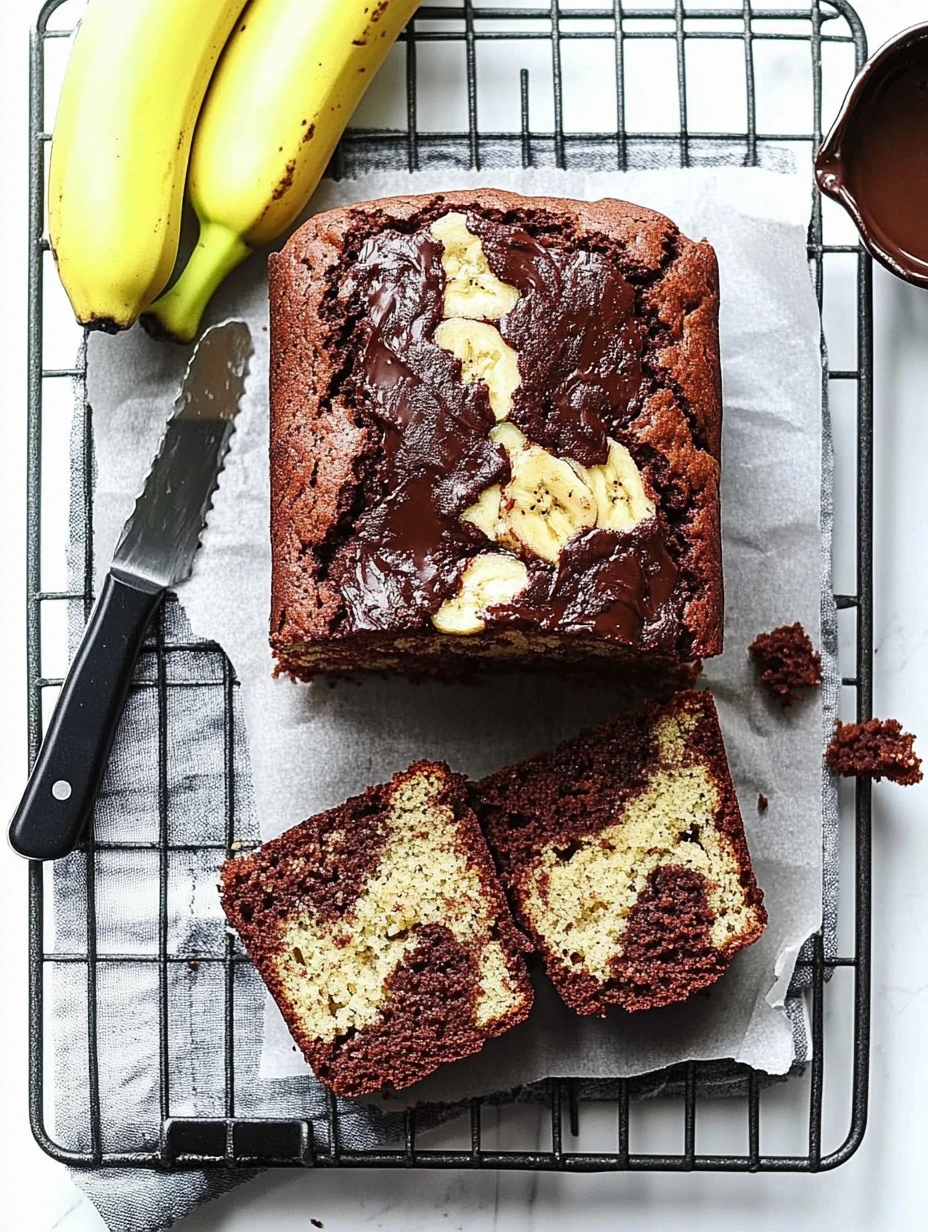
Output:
[
  {"left": 475, "top": 691, "right": 766, "bottom": 1014},
  {"left": 220, "top": 762, "right": 532, "bottom": 1097}
]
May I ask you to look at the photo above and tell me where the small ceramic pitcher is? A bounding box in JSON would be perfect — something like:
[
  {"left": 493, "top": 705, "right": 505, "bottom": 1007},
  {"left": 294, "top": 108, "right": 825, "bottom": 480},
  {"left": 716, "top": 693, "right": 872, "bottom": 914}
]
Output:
[{"left": 816, "top": 23, "right": 928, "bottom": 287}]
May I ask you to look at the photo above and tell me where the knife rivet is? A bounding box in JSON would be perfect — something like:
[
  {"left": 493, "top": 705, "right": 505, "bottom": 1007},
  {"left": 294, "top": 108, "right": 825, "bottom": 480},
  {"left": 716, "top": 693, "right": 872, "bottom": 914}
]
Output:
[{"left": 51, "top": 779, "right": 72, "bottom": 801}]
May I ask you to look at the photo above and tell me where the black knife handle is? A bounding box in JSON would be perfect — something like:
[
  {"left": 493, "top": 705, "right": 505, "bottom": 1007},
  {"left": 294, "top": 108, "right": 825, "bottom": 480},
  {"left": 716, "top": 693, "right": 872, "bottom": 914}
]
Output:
[{"left": 9, "top": 573, "right": 164, "bottom": 861}]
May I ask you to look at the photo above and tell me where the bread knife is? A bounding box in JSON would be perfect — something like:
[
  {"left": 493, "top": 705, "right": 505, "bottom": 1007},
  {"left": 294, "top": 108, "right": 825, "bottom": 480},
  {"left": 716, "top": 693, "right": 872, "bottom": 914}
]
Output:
[{"left": 9, "top": 320, "right": 253, "bottom": 861}]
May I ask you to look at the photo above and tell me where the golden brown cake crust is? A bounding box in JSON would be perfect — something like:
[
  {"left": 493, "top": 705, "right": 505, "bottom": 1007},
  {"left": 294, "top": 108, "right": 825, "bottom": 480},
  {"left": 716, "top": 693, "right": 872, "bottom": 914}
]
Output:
[
  {"left": 220, "top": 761, "right": 533, "bottom": 1096},
  {"left": 269, "top": 189, "right": 723, "bottom": 678}
]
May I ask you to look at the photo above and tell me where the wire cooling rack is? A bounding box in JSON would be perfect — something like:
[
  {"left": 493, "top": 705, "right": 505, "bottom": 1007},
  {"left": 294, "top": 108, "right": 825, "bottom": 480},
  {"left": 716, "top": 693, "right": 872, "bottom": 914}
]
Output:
[{"left": 26, "top": 0, "right": 872, "bottom": 1172}]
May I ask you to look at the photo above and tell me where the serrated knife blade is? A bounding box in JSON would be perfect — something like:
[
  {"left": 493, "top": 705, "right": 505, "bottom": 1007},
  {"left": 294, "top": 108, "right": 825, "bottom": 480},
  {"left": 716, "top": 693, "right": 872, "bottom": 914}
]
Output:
[
  {"left": 112, "top": 318, "right": 252, "bottom": 592},
  {"left": 9, "top": 320, "right": 253, "bottom": 861}
]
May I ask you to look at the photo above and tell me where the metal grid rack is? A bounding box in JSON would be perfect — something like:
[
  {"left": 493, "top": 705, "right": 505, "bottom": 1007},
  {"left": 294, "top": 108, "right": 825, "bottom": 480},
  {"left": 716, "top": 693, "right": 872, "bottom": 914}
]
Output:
[{"left": 26, "top": 0, "right": 872, "bottom": 1173}]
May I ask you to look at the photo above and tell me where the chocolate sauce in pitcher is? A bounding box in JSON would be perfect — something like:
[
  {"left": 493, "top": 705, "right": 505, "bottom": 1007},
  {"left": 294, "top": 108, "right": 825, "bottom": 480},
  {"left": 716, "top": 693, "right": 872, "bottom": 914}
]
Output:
[{"left": 817, "top": 24, "right": 928, "bottom": 285}]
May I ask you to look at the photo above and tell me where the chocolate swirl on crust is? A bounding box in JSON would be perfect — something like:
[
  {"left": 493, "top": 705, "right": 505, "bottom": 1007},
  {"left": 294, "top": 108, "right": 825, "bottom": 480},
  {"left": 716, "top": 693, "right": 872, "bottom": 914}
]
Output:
[
  {"left": 326, "top": 216, "right": 681, "bottom": 644},
  {"left": 473, "top": 216, "right": 645, "bottom": 466},
  {"left": 329, "top": 230, "right": 507, "bottom": 631}
]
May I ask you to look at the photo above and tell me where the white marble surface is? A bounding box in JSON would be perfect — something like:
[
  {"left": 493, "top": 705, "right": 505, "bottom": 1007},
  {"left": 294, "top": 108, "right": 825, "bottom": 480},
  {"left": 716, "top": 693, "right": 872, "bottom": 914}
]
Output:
[{"left": 2, "top": 1, "right": 928, "bottom": 1229}]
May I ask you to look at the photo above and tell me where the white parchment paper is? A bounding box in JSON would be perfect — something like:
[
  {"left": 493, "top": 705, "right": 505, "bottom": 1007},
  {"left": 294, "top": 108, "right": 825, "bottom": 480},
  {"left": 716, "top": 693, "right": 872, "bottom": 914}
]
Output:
[{"left": 87, "top": 166, "right": 827, "bottom": 1099}]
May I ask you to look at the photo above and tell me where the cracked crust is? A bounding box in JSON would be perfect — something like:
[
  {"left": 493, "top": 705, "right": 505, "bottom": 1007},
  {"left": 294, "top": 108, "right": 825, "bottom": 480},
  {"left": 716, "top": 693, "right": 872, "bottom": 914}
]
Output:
[{"left": 269, "top": 189, "right": 723, "bottom": 677}]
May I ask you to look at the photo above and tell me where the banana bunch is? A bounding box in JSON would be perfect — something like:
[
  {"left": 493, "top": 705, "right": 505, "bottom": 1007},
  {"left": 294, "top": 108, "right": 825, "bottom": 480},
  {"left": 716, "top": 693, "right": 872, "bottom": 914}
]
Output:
[
  {"left": 50, "top": 0, "right": 418, "bottom": 337},
  {"left": 49, "top": 0, "right": 247, "bottom": 332},
  {"left": 146, "top": 0, "right": 420, "bottom": 342}
]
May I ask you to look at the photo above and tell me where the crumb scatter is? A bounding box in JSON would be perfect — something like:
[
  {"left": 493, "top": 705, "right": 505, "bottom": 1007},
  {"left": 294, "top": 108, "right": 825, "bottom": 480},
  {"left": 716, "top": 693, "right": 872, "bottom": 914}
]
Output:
[
  {"left": 825, "top": 717, "right": 922, "bottom": 786},
  {"left": 749, "top": 621, "right": 822, "bottom": 704}
]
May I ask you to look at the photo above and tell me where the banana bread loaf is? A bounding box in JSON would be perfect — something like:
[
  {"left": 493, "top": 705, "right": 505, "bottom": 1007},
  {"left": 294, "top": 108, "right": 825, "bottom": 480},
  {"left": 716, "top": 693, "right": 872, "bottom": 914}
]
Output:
[
  {"left": 220, "top": 761, "right": 532, "bottom": 1096},
  {"left": 475, "top": 690, "right": 766, "bottom": 1014},
  {"left": 269, "top": 189, "right": 722, "bottom": 682}
]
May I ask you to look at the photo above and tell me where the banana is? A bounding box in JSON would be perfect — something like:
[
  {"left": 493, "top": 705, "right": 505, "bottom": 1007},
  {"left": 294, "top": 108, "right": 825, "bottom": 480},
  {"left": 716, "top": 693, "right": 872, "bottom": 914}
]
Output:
[
  {"left": 145, "top": 0, "right": 420, "bottom": 343},
  {"left": 432, "top": 554, "right": 529, "bottom": 636},
  {"left": 433, "top": 318, "right": 520, "bottom": 421},
  {"left": 461, "top": 484, "right": 502, "bottom": 541},
  {"left": 48, "top": 0, "right": 247, "bottom": 332},
  {"left": 431, "top": 213, "right": 522, "bottom": 419},
  {"left": 468, "top": 431, "right": 652, "bottom": 560},
  {"left": 500, "top": 447, "right": 597, "bottom": 565},
  {"left": 572, "top": 440, "right": 655, "bottom": 532},
  {"left": 461, "top": 423, "right": 528, "bottom": 539},
  {"left": 429, "top": 213, "right": 520, "bottom": 321},
  {"left": 490, "top": 421, "right": 529, "bottom": 458}
]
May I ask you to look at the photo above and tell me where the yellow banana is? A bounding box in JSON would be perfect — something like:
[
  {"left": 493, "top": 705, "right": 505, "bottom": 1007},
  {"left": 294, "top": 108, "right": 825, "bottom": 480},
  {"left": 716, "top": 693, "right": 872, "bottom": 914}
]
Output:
[
  {"left": 146, "top": 0, "right": 420, "bottom": 343},
  {"left": 501, "top": 447, "right": 597, "bottom": 566},
  {"left": 573, "top": 440, "right": 656, "bottom": 532},
  {"left": 432, "top": 554, "right": 530, "bottom": 636},
  {"left": 48, "top": 0, "right": 247, "bottom": 332}
]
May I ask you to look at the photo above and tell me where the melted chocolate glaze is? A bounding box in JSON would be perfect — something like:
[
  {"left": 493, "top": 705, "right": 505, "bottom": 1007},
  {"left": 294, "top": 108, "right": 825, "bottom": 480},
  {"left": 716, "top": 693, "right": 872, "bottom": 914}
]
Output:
[
  {"left": 328, "top": 216, "right": 681, "bottom": 643},
  {"left": 845, "top": 57, "right": 928, "bottom": 267},
  {"left": 329, "top": 230, "right": 506, "bottom": 631},
  {"left": 473, "top": 217, "right": 645, "bottom": 466},
  {"left": 495, "top": 525, "right": 678, "bottom": 649}
]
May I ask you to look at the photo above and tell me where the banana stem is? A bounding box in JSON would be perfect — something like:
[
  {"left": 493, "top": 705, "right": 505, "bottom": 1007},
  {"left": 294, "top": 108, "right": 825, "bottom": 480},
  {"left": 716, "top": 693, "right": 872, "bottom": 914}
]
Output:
[{"left": 144, "top": 222, "right": 252, "bottom": 343}]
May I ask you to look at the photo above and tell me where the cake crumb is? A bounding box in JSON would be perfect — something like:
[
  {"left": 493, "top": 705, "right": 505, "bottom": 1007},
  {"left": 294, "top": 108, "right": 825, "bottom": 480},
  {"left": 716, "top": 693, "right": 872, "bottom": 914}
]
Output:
[
  {"left": 825, "top": 718, "right": 922, "bottom": 786},
  {"left": 757, "top": 793, "right": 768, "bottom": 812},
  {"left": 230, "top": 840, "right": 242, "bottom": 851},
  {"left": 749, "top": 622, "right": 822, "bottom": 704},
  {"left": 187, "top": 960, "right": 200, "bottom": 971},
  {"left": 310, "top": 1221, "right": 324, "bottom": 1229}
]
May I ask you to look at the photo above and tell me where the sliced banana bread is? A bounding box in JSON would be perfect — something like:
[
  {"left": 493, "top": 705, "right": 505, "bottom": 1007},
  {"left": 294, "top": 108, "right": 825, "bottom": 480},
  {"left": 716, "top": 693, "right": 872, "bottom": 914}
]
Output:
[
  {"left": 475, "top": 691, "right": 766, "bottom": 1014},
  {"left": 220, "top": 762, "right": 532, "bottom": 1097}
]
